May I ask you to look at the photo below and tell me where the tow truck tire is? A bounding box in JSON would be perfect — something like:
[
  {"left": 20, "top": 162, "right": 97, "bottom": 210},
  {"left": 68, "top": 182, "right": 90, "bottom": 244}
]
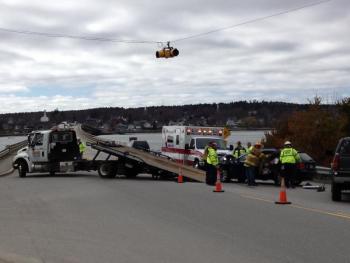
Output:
[
  {"left": 17, "top": 161, "right": 27, "bottom": 178},
  {"left": 98, "top": 163, "right": 117, "bottom": 178},
  {"left": 125, "top": 168, "right": 138, "bottom": 178},
  {"left": 331, "top": 182, "right": 342, "bottom": 201}
]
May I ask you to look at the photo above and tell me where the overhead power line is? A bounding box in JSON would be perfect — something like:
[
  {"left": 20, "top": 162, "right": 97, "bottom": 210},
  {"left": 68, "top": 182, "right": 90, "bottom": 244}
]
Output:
[
  {"left": 0, "top": 0, "right": 332, "bottom": 46},
  {"left": 171, "top": 0, "right": 332, "bottom": 43},
  {"left": 0, "top": 27, "right": 161, "bottom": 44}
]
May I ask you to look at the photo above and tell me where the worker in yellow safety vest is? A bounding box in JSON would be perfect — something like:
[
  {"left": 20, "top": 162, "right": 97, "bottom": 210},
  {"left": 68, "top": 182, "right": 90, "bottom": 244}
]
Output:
[
  {"left": 78, "top": 138, "right": 86, "bottom": 159},
  {"left": 206, "top": 142, "right": 219, "bottom": 186},
  {"left": 279, "top": 141, "right": 301, "bottom": 188},
  {"left": 246, "top": 142, "right": 253, "bottom": 153},
  {"left": 233, "top": 141, "right": 247, "bottom": 159}
]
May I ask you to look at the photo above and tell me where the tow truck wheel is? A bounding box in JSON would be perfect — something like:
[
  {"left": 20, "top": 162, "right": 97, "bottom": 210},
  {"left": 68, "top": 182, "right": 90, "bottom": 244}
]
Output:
[
  {"left": 98, "top": 163, "right": 117, "bottom": 178},
  {"left": 18, "top": 161, "right": 27, "bottom": 178}
]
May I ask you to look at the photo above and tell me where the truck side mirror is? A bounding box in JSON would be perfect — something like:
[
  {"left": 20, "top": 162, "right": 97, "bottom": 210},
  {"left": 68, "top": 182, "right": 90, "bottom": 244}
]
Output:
[
  {"left": 229, "top": 145, "right": 234, "bottom": 151},
  {"left": 185, "top": 144, "right": 190, "bottom": 150}
]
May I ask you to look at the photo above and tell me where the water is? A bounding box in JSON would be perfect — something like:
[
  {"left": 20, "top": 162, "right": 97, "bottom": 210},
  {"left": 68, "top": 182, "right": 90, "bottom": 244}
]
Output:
[
  {"left": 0, "top": 136, "right": 27, "bottom": 151},
  {"left": 99, "top": 130, "right": 267, "bottom": 151}
]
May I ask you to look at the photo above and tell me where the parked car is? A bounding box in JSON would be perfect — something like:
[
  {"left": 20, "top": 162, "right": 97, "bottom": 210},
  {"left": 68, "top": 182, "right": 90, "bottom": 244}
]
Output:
[
  {"left": 331, "top": 137, "right": 350, "bottom": 201},
  {"left": 128, "top": 137, "right": 150, "bottom": 151},
  {"left": 224, "top": 148, "right": 316, "bottom": 185}
]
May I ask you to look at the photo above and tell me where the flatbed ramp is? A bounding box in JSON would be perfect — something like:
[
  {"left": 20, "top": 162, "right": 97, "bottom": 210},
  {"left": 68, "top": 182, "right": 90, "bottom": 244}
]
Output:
[{"left": 92, "top": 143, "right": 206, "bottom": 183}]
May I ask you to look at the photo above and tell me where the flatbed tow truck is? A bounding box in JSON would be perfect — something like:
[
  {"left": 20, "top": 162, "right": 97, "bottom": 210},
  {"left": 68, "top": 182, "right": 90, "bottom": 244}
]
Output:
[{"left": 12, "top": 127, "right": 205, "bottom": 182}]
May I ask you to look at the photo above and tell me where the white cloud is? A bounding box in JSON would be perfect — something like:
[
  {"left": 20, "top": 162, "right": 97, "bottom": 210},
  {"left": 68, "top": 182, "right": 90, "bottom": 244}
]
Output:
[{"left": 0, "top": 0, "right": 349, "bottom": 113}]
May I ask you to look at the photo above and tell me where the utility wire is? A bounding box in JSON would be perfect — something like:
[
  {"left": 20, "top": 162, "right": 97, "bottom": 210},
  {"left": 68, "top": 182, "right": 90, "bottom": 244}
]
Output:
[
  {"left": 171, "top": 0, "right": 332, "bottom": 43},
  {"left": 0, "top": 27, "right": 162, "bottom": 44},
  {"left": 0, "top": 0, "right": 332, "bottom": 45}
]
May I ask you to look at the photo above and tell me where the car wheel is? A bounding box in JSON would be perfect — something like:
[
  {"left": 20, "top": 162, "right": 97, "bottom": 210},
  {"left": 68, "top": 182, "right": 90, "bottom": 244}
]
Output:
[
  {"left": 331, "top": 182, "right": 342, "bottom": 201},
  {"left": 293, "top": 179, "right": 302, "bottom": 186},
  {"left": 273, "top": 177, "right": 280, "bottom": 186},
  {"left": 98, "top": 163, "right": 117, "bottom": 178},
  {"left": 237, "top": 174, "right": 246, "bottom": 183},
  {"left": 18, "top": 161, "right": 27, "bottom": 178},
  {"left": 222, "top": 171, "right": 231, "bottom": 182}
]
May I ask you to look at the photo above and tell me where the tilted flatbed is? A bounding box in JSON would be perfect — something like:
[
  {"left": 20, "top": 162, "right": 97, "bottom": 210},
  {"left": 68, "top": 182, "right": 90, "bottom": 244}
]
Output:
[{"left": 90, "top": 142, "right": 206, "bottom": 182}]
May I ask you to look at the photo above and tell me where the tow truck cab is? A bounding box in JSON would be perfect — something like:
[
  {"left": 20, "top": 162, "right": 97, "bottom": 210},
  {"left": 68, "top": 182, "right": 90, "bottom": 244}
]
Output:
[{"left": 13, "top": 129, "right": 80, "bottom": 177}]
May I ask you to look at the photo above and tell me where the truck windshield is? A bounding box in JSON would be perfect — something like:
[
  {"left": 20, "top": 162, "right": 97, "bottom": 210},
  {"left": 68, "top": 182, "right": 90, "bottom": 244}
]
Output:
[
  {"left": 196, "top": 138, "right": 226, "bottom": 150},
  {"left": 51, "top": 132, "right": 74, "bottom": 143}
]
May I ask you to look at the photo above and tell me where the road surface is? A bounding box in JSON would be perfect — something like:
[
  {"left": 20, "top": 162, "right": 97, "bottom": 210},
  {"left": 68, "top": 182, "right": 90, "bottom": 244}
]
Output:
[{"left": 0, "top": 167, "right": 349, "bottom": 263}]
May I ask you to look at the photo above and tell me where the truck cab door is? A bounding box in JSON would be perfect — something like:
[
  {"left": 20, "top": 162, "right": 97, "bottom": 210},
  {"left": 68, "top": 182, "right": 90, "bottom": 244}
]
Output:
[{"left": 29, "top": 133, "right": 47, "bottom": 163}]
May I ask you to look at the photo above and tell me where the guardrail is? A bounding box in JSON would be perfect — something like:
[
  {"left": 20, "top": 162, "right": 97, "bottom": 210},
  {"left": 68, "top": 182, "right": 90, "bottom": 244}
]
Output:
[{"left": 0, "top": 140, "right": 27, "bottom": 160}]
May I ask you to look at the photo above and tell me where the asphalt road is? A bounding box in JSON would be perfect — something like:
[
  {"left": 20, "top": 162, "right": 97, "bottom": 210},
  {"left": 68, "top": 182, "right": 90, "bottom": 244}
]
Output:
[{"left": 0, "top": 168, "right": 350, "bottom": 263}]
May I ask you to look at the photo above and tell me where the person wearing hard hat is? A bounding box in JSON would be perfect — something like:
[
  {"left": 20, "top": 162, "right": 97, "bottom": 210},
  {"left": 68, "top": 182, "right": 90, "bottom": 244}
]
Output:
[
  {"left": 244, "top": 142, "right": 265, "bottom": 186},
  {"left": 233, "top": 141, "right": 247, "bottom": 159},
  {"left": 206, "top": 141, "right": 219, "bottom": 185},
  {"left": 279, "top": 141, "right": 301, "bottom": 188}
]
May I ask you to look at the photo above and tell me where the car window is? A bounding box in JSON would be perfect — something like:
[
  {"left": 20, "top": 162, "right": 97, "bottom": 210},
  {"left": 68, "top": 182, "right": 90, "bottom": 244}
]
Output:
[
  {"left": 239, "top": 154, "right": 247, "bottom": 162},
  {"left": 339, "top": 139, "right": 350, "bottom": 155},
  {"left": 299, "top": 152, "right": 313, "bottom": 161},
  {"left": 133, "top": 141, "right": 150, "bottom": 151},
  {"left": 34, "top": 133, "right": 44, "bottom": 146}
]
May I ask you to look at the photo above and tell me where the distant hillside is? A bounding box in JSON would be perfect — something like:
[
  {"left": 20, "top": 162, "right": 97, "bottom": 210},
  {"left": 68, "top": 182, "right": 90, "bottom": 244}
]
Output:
[{"left": 0, "top": 101, "right": 335, "bottom": 135}]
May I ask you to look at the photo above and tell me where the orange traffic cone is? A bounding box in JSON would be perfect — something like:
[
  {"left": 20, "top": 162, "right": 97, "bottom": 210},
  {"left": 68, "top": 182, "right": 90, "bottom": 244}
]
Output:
[
  {"left": 213, "top": 169, "right": 224, "bottom": 193},
  {"left": 275, "top": 177, "right": 291, "bottom": 204},
  {"left": 177, "top": 167, "right": 184, "bottom": 183}
]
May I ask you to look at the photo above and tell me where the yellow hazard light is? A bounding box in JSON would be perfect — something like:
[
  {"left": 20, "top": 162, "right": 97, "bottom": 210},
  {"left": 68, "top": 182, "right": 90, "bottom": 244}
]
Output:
[
  {"left": 156, "top": 48, "right": 179, "bottom": 58},
  {"left": 156, "top": 42, "right": 179, "bottom": 59}
]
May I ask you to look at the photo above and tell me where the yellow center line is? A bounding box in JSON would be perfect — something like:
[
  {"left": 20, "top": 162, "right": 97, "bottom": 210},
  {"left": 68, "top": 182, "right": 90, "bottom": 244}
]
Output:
[{"left": 239, "top": 193, "right": 350, "bottom": 221}]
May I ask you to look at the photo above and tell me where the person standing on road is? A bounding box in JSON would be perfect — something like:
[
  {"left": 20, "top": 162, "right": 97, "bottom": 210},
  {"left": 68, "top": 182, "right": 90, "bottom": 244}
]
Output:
[
  {"left": 233, "top": 141, "right": 247, "bottom": 159},
  {"left": 206, "top": 142, "right": 219, "bottom": 185},
  {"left": 246, "top": 142, "right": 253, "bottom": 154},
  {"left": 279, "top": 141, "right": 301, "bottom": 188},
  {"left": 244, "top": 142, "right": 264, "bottom": 186},
  {"left": 78, "top": 138, "right": 86, "bottom": 159}
]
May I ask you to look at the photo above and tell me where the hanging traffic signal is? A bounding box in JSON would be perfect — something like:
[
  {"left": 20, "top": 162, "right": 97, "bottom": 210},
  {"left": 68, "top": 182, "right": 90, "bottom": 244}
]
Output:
[{"left": 156, "top": 42, "right": 179, "bottom": 59}]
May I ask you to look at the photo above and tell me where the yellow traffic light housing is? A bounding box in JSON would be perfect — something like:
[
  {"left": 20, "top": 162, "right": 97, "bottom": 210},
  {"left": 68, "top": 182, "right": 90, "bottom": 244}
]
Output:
[{"left": 156, "top": 42, "right": 179, "bottom": 59}]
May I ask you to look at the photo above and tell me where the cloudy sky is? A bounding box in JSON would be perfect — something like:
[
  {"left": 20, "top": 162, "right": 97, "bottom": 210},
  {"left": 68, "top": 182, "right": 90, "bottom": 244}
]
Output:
[{"left": 0, "top": 0, "right": 349, "bottom": 113}]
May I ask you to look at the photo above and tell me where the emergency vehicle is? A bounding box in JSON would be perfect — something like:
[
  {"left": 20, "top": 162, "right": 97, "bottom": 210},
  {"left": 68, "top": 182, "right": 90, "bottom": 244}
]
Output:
[{"left": 161, "top": 126, "right": 233, "bottom": 167}]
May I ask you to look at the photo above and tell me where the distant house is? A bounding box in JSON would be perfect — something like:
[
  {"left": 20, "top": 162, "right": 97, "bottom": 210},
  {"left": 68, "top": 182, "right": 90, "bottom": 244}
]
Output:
[
  {"left": 127, "top": 124, "right": 136, "bottom": 131},
  {"left": 248, "top": 110, "right": 257, "bottom": 116},
  {"left": 143, "top": 122, "right": 152, "bottom": 129},
  {"left": 226, "top": 119, "right": 238, "bottom": 128},
  {"left": 40, "top": 110, "right": 49, "bottom": 123}
]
